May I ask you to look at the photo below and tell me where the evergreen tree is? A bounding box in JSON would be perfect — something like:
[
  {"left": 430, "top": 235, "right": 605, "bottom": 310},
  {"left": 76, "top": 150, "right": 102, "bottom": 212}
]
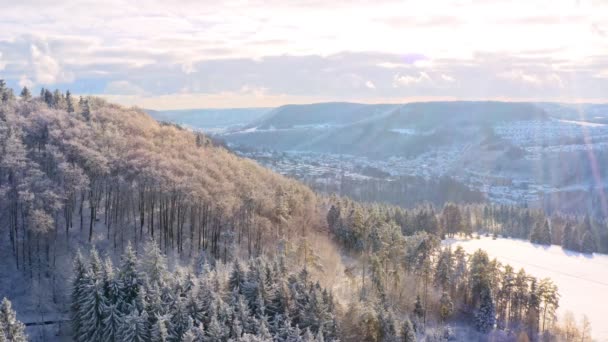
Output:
[
  {"left": 119, "top": 243, "right": 140, "bottom": 304},
  {"left": 71, "top": 251, "right": 88, "bottom": 340},
  {"left": 581, "top": 231, "right": 597, "bottom": 254},
  {"left": 77, "top": 276, "right": 107, "bottom": 341},
  {"left": 530, "top": 220, "right": 551, "bottom": 245},
  {"left": 141, "top": 241, "right": 167, "bottom": 287},
  {"left": 205, "top": 315, "right": 225, "bottom": 341},
  {"left": 82, "top": 99, "right": 91, "bottom": 121},
  {"left": 102, "top": 303, "right": 123, "bottom": 342},
  {"left": 413, "top": 295, "right": 424, "bottom": 321},
  {"left": 19, "top": 87, "right": 31, "bottom": 101},
  {"left": 475, "top": 287, "right": 496, "bottom": 333},
  {"left": 229, "top": 261, "right": 246, "bottom": 293},
  {"left": 0, "top": 298, "right": 27, "bottom": 342},
  {"left": 562, "top": 223, "right": 578, "bottom": 251},
  {"left": 400, "top": 317, "right": 416, "bottom": 342},
  {"left": 44, "top": 89, "right": 54, "bottom": 107},
  {"left": 151, "top": 315, "right": 169, "bottom": 342},
  {"left": 439, "top": 292, "right": 454, "bottom": 322},
  {"left": 119, "top": 309, "right": 150, "bottom": 342},
  {"left": 66, "top": 90, "right": 75, "bottom": 113},
  {"left": 378, "top": 308, "right": 398, "bottom": 342}
]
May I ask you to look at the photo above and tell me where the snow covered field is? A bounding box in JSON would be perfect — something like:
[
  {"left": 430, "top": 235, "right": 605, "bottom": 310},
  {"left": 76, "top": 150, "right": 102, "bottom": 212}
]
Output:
[{"left": 445, "top": 236, "right": 608, "bottom": 341}]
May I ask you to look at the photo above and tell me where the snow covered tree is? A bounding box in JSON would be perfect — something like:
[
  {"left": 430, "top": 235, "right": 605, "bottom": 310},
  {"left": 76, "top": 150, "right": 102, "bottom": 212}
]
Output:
[
  {"left": 102, "top": 303, "right": 124, "bottom": 342},
  {"left": 434, "top": 248, "right": 453, "bottom": 291},
  {"left": 580, "top": 231, "right": 596, "bottom": 254},
  {"left": 441, "top": 203, "right": 462, "bottom": 237},
  {"left": 0, "top": 298, "right": 27, "bottom": 342},
  {"left": 77, "top": 277, "right": 107, "bottom": 341},
  {"left": 141, "top": 240, "right": 167, "bottom": 287},
  {"left": 400, "top": 318, "right": 416, "bottom": 342},
  {"left": 530, "top": 220, "right": 551, "bottom": 245},
  {"left": 119, "top": 309, "right": 150, "bottom": 342},
  {"left": 229, "top": 261, "right": 246, "bottom": 293},
  {"left": 205, "top": 315, "right": 225, "bottom": 341},
  {"left": 413, "top": 295, "right": 424, "bottom": 321},
  {"left": 82, "top": 99, "right": 91, "bottom": 121},
  {"left": 439, "top": 292, "right": 454, "bottom": 322},
  {"left": 475, "top": 287, "right": 495, "bottom": 333},
  {"left": 71, "top": 251, "right": 88, "bottom": 340},
  {"left": 151, "top": 315, "right": 169, "bottom": 342},
  {"left": 119, "top": 243, "right": 140, "bottom": 305}
]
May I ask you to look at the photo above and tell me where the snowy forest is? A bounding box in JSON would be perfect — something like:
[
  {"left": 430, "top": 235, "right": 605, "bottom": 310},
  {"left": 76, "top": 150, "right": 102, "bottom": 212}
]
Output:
[{"left": 0, "top": 82, "right": 594, "bottom": 341}]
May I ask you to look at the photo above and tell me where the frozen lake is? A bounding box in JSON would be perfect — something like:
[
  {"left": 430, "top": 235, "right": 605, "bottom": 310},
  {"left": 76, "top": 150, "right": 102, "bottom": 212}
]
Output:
[{"left": 445, "top": 236, "right": 608, "bottom": 341}]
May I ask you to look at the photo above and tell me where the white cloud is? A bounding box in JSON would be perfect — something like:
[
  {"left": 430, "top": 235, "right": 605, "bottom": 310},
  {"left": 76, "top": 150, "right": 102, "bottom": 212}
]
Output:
[
  {"left": 393, "top": 72, "right": 431, "bottom": 87},
  {"left": 18, "top": 75, "right": 34, "bottom": 89},
  {"left": 498, "top": 70, "right": 542, "bottom": 86},
  {"left": 30, "top": 44, "right": 73, "bottom": 85},
  {"left": 441, "top": 74, "right": 455, "bottom": 82},
  {"left": 365, "top": 80, "right": 376, "bottom": 89}
]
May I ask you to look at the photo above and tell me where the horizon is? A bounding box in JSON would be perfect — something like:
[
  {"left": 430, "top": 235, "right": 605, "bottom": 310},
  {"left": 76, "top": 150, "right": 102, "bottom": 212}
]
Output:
[{"left": 143, "top": 98, "right": 608, "bottom": 111}]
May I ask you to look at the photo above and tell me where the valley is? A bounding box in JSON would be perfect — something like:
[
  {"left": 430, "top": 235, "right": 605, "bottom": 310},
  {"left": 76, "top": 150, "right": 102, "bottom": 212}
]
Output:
[{"left": 176, "top": 101, "right": 608, "bottom": 215}]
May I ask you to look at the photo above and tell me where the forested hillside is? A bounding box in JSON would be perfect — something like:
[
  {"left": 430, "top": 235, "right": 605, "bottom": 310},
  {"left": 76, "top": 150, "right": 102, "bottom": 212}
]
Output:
[{"left": 0, "top": 84, "right": 591, "bottom": 341}]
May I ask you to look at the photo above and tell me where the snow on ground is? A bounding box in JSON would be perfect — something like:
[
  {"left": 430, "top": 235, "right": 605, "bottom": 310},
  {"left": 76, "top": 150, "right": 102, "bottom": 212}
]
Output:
[{"left": 444, "top": 236, "right": 608, "bottom": 341}]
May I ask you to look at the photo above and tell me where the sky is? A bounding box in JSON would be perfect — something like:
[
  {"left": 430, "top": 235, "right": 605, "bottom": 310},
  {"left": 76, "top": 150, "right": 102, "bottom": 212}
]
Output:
[{"left": 0, "top": 0, "right": 607, "bottom": 109}]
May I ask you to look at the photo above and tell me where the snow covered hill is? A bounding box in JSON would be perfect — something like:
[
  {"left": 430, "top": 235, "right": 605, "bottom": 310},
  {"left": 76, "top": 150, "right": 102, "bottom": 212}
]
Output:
[{"left": 445, "top": 236, "right": 608, "bottom": 341}]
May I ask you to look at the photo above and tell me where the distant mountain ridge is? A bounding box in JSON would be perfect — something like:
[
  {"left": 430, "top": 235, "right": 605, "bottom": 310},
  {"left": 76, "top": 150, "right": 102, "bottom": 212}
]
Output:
[{"left": 221, "top": 101, "right": 553, "bottom": 157}]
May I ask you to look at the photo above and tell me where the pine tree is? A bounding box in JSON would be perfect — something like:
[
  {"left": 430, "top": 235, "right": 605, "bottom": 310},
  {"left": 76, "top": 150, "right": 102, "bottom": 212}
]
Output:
[
  {"left": 0, "top": 298, "right": 27, "bottom": 342},
  {"left": 229, "top": 261, "right": 246, "bottom": 293},
  {"left": 581, "top": 231, "right": 596, "bottom": 254},
  {"left": 303, "top": 328, "right": 315, "bottom": 342},
  {"left": 439, "top": 291, "right": 454, "bottom": 322},
  {"left": 530, "top": 220, "right": 551, "bottom": 245},
  {"left": 141, "top": 240, "right": 167, "bottom": 287},
  {"left": 66, "top": 90, "right": 75, "bottom": 113},
  {"left": 413, "top": 295, "right": 424, "bottom": 321},
  {"left": 562, "top": 223, "right": 578, "bottom": 251},
  {"left": 19, "top": 87, "right": 31, "bottom": 101},
  {"left": 119, "top": 243, "right": 140, "bottom": 304},
  {"left": 150, "top": 315, "right": 169, "bottom": 342},
  {"left": 169, "top": 299, "right": 193, "bottom": 341},
  {"left": 77, "top": 277, "right": 107, "bottom": 341},
  {"left": 82, "top": 99, "right": 91, "bottom": 121},
  {"left": 434, "top": 248, "right": 454, "bottom": 291},
  {"left": 119, "top": 309, "right": 150, "bottom": 342},
  {"left": 205, "top": 315, "right": 225, "bottom": 341},
  {"left": 44, "top": 89, "right": 54, "bottom": 107},
  {"left": 400, "top": 317, "right": 416, "bottom": 342},
  {"left": 475, "top": 287, "right": 495, "bottom": 333},
  {"left": 71, "top": 251, "right": 88, "bottom": 340},
  {"left": 102, "top": 303, "right": 123, "bottom": 342},
  {"left": 378, "top": 308, "right": 398, "bottom": 342}
]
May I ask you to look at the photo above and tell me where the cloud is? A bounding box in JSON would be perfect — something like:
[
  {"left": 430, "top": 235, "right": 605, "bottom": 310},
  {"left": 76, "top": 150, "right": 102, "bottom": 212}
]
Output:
[
  {"left": 30, "top": 44, "right": 74, "bottom": 85},
  {"left": 393, "top": 72, "right": 432, "bottom": 87},
  {"left": 0, "top": 0, "right": 606, "bottom": 107},
  {"left": 441, "top": 74, "right": 455, "bottom": 82},
  {"left": 18, "top": 75, "right": 34, "bottom": 89},
  {"left": 498, "top": 69, "right": 542, "bottom": 86}
]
